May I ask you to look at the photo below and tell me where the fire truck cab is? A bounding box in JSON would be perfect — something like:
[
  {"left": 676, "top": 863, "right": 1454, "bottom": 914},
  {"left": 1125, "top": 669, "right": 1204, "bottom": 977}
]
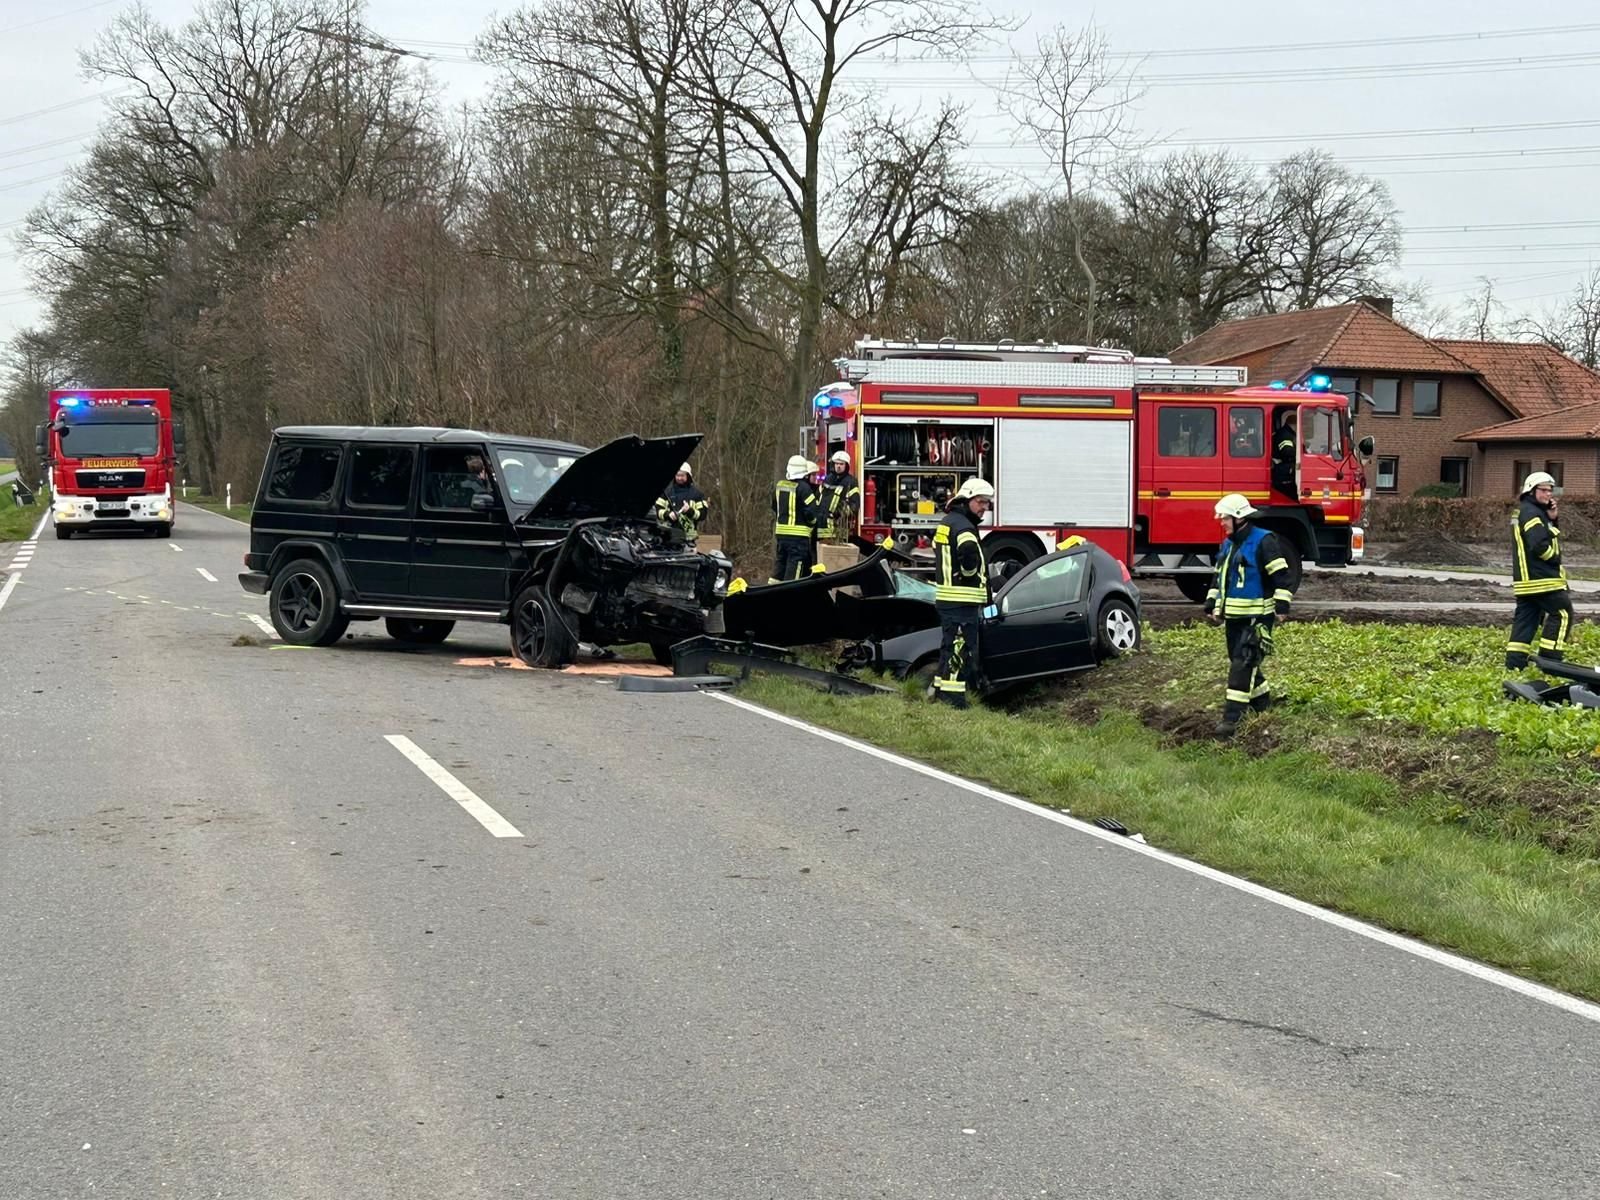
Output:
[{"left": 816, "top": 340, "right": 1369, "bottom": 600}]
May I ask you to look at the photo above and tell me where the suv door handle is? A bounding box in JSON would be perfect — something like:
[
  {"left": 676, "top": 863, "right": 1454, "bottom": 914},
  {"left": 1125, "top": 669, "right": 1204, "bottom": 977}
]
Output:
[
  {"left": 415, "top": 536, "right": 436, "bottom": 547},
  {"left": 336, "top": 531, "right": 356, "bottom": 541}
]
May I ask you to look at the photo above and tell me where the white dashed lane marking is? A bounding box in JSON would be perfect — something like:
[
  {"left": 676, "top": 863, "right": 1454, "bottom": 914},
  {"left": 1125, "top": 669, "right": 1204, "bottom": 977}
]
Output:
[
  {"left": 169, "top": 543, "right": 183, "bottom": 552},
  {"left": 196, "top": 567, "right": 217, "bottom": 582},
  {"left": 384, "top": 735, "right": 525, "bottom": 839},
  {"left": 245, "top": 614, "right": 279, "bottom": 640}
]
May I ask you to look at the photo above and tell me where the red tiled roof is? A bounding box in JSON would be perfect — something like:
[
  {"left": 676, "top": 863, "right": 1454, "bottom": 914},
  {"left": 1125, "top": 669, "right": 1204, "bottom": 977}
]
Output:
[
  {"left": 1458, "top": 400, "right": 1600, "bottom": 442},
  {"left": 1433, "top": 339, "right": 1600, "bottom": 418},
  {"left": 1170, "top": 301, "right": 1476, "bottom": 383}
]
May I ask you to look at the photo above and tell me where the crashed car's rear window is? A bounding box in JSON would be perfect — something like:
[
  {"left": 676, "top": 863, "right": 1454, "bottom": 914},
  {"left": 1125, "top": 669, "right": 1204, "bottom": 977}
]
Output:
[{"left": 494, "top": 445, "right": 579, "bottom": 507}]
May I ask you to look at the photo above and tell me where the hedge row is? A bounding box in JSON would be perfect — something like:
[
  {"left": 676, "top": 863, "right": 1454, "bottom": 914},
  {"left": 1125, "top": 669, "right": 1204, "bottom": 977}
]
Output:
[{"left": 1365, "top": 496, "right": 1600, "bottom": 542}]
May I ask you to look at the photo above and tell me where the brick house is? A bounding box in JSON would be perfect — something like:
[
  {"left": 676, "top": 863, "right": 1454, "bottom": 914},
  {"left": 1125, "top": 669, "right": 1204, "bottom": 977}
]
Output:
[{"left": 1168, "top": 298, "right": 1600, "bottom": 497}]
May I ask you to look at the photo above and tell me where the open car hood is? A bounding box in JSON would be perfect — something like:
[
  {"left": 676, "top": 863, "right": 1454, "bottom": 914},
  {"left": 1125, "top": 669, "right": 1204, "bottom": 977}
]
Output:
[
  {"left": 723, "top": 546, "right": 939, "bottom": 646},
  {"left": 519, "top": 433, "right": 703, "bottom": 523}
]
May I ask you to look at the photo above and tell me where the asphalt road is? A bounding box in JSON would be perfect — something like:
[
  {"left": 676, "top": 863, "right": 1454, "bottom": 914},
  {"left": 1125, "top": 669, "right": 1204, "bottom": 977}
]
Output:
[{"left": 2, "top": 504, "right": 1597, "bottom": 1199}]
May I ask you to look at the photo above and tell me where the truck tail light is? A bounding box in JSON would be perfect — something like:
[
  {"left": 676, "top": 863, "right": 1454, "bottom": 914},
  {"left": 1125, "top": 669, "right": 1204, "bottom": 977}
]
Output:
[{"left": 1351, "top": 528, "right": 1365, "bottom": 554}]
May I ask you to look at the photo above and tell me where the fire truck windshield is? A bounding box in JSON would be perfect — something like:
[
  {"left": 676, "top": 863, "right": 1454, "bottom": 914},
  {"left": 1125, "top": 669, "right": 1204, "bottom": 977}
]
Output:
[{"left": 56, "top": 420, "right": 160, "bottom": 459}]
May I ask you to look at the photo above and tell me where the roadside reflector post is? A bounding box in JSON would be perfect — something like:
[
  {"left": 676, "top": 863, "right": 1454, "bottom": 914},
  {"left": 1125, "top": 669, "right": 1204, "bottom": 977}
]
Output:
[{"left": 226, "top": 483, "right": 232, "bottom": 510}]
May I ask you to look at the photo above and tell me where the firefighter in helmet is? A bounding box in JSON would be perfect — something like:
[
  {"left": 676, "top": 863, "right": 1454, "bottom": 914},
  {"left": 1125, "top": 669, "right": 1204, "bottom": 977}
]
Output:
[
  {"left": 1505, "top": 470, "right": 1574, "bottom": 669},
  {"left": 818, "top": 450, "right": 861, "bottom": 543},
  {"left": 1271, "top": 409, "right": 1297, "bottom": 498},
  {"left": 931, "top": 477, "right": 995, "bottom": 708},
  {"left": 1204, "top": 493, "right": 1296, "bottom": 738},
  {"left": 655, "top": 462, "right": 710, "bottom": 544},
  {"left": 771, "top": 455, "right": 820, "bottom": 582}
]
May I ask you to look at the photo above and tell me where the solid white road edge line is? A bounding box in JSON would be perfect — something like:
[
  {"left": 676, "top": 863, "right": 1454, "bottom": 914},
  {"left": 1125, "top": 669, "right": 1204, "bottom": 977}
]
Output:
[
  {"left": 0, "top": 573, "right": 18, "bottom": 615},
  {"left": 177, "top": 501, "right": 250, "bottom": 528},
  {"left": 709, "top": 692, "right": 1600, "bottom": 1027},
  {"left": 245, "top": 613, "right": 279, "bottom": 639},
  {"left": 29, "top": 513, "right": 47, "bottom": 540},
  {"left": 383, "top": 734, "right": 525, "bottom": 839},
  {"left": 196, "top": 567, "right": 218, "bottom": 582}
]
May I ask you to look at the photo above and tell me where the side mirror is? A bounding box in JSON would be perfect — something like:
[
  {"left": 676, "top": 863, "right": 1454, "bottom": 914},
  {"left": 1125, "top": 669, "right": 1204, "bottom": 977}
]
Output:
[
  {"left": 470, "top": 491, "right": 498, "bottom": 512},
  {"left": 1357, "top": 435, "right": 1375, "bottom": 459},
  {"left": 35, "top": 423, "right": 46, "bottom": 457},
  {"left": 173, "top": 421, "right": 186, "bottom": 458},
  {"left": 983, "top": 603, "right": 1000, "bottom": 621}
]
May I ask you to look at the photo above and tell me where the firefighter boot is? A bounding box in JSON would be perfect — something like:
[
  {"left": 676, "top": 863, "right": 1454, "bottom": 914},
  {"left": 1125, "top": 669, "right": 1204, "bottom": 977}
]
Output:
[{"left": 1215, "top": 703, "right": 1245, "bottom": 739}]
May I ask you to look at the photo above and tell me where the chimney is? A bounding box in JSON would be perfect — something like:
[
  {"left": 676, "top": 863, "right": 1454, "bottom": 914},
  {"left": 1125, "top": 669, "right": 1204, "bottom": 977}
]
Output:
[{"left": 1355, "top": 295, "right": 1394, "bottom": 318}]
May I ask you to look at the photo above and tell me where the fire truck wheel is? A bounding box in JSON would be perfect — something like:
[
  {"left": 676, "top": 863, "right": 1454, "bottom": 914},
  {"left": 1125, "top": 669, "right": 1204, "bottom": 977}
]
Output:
[
  {"left": 151, "top": 524, "right": 172, "bottom": 539},
  {"left": 270, "top": 557, "right": 350, "bottom": 647},
  {"left": 385, "top": 618, "right": 455, "bottom": 645},
  {"left": 55, "top": 527, "right": 72, "bottom": 540},
  {"left": 510, "top": 583, "right": 576, "bottom": 668},
  {"left": 1097, "top": 598, "right": 1142, "bottom": 660},
  {"left": 984, "top": 536, "right": 1042, "bottom": 573}
]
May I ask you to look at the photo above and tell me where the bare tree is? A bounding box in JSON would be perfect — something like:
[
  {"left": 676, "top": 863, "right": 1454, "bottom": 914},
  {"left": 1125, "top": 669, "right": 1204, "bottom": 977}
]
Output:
[
  {"left": 1262, "top": 150, "right": 1401, "bottom": 311},
  {"left": 1515, "top": 267, "right": 1600, "bottom": 367},
  {"left": 1005, "top": 23, "right": 1142, "bottom": 343},
  {"left": 1454, "top": 276, "right": 1504, "bottom": 341}
]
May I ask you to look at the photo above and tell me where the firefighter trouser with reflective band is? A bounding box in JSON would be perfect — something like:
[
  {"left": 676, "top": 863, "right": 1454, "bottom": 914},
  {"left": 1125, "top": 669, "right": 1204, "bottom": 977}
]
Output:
[
  {"left": 934, "top": 603, "right": 982, "bottom": 707},
  {"left": 1224, "top": 617, "right": 1274, "bottom": 716},
  {"left": 771, "top": 535, "right": 815, "bottom": 583},
  {"left": 1506, "top": 590, "right": 1574, "bottom": 668}
]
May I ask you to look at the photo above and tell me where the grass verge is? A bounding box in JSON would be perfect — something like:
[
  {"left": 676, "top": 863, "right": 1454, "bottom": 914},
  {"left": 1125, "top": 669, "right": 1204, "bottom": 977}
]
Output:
[
  {"left": 180, "top": 495, "right": 252, "bottom": 522},
  {"left": 0, "top": 499, "right": 47, "bottom": 544},
  {"left": 735, "top": 618, "right": 1600, "bottom": 1001}
]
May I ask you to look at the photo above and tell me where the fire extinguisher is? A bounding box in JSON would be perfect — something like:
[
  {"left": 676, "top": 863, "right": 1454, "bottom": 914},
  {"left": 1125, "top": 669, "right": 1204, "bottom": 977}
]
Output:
[{"left": 864, "top": 474, "right": 878, "bottom": 524}]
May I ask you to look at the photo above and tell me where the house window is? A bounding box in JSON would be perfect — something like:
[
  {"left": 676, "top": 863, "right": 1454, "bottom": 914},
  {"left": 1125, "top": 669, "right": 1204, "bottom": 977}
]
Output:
[
  {"left": 1376, "top": 456, "right": 1399, "bottom": 493},
  {"left": 1513, "top": 459, "right": 1532, "bottom": 491},
  {"left": 1371, "top": 378, "right": 1399, "bottom": 415},
  {"left": 1330, "top": 376, "right": 1359, "bottom": 400},
  {"left": 1413, "top": 379, "right": 1441, "bottom": 418},
  {"left": 1440, "top": 458, "right": 1470, "bottom": 495},
  {"left": 1545, "top": 461, "right": 1565, "bottom": 489},
  {"left": 1157, "top": 406, "right": 1216, "bottom": 457}
]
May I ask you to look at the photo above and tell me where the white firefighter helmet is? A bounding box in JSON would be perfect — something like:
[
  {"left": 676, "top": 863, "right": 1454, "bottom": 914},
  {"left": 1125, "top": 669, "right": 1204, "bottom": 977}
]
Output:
[
  {"left": 1214, "top": 493, "right": 1257, "bottom": 521},
  {"left": 678, "top": 462, "right": 693, "bottom": 477},
  {"left": 1522, "top": 470, "right": 1557, "bottom": 494},
  {"left": 830, "top": 450, "right": 850, "bottom": 467},
  {"left": 786, "top": 454, "right": 816, "bottom": 480},
  {"left": 952, "top": 477, "right": 995, "bottom": 503}
]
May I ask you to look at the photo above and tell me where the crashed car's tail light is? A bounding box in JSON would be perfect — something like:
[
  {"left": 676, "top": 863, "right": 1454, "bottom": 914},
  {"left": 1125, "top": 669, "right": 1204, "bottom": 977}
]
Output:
[{"left": 1118, "top": 558, "right": 1131, "bottom": 582}]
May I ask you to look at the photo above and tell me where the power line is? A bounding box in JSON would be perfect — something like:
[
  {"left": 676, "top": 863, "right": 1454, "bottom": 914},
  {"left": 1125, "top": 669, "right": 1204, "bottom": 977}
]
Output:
[
  {"left": 0, "top": 90, "right": 126, "bottom": 129},
  {"left": 0, "top": 132, "right": 94, "bottom": 161},
  {"left": 1411, "top": 220, "right": 1600, "bottom": 235},
  {"left": 0, "top": 0, "right": 121, "bottom": 38}
]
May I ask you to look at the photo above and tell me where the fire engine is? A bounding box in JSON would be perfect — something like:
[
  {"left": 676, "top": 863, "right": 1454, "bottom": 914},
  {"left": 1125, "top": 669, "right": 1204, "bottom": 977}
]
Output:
[
  {"left": 814, "top": 339, "right": 1371, "bottom": 600},
  {"left": 38, "top": 388, "right": 185, "bottom": 540}
]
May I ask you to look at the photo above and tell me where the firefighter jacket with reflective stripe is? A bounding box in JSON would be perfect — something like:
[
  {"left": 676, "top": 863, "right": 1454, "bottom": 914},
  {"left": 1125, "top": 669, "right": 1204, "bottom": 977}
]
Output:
[
  {"left": 934, "top": 506, "right": 989, "bottom": 605},
  {"left": 773, "top": 479, "right": 819, "bottom": 538},
  {"left": 1205, "top": 524, "right": 1295, "bottom": 618},
  {"left": 1511, "top": 496, "right": 1567, "bottom": 596},
  {"left": 820, "top": 471, "right": 860, "bottom": 533},
  {"left": 656, "top": 482, "right": 709, "bottom": 533}
]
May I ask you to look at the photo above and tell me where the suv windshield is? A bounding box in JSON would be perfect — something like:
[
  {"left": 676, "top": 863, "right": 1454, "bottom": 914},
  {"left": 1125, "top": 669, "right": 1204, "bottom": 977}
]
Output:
[
  {"left": 57, "top": 420, "right": 159, "bottom": 459},
  {"left": 495, "top": 445, "right": 579, "bottom": 508}
]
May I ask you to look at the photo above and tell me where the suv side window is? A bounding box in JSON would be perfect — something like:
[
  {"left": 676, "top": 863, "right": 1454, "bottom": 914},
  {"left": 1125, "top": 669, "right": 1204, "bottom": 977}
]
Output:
[
  {"left": 347, "top": 445, "right": 415, "bottom": 510},
  {"left": 267, "top": 442, "right": 342, "bottom": 505},
  {"left": 422, "top": 446, "right": 493, "bottom": 512}
]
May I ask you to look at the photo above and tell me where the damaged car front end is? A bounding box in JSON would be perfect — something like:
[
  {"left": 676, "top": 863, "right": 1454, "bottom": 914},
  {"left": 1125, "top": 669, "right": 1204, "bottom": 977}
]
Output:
[{"left": 512, "top": 434, "right": 733, "bottom": 667}]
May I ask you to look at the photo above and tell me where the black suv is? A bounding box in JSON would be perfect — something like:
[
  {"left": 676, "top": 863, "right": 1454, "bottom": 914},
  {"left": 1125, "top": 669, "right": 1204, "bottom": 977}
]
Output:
[{"left": 239, "top": 427, "right": 733, "bottom": 666}]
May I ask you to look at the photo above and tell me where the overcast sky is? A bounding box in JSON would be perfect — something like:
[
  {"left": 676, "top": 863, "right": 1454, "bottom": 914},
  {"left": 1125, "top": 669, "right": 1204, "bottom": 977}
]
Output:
[{"left": 3, "top": 0, "right": 1597, "bottom": 349}]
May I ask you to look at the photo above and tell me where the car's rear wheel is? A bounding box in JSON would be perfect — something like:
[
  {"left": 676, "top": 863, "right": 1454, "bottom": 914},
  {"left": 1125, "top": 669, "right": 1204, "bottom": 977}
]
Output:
[
  {"left": 1097, "top": 598, "right": 1141, "bottom": 660},
  {"left": 270, "top": 558, "right": 350, "bottom": 646},
  {"left": 909, "top": 657, "right": 938, "bottom": 697},
  {"left": 510, "top": 584, "right": 575, "bottom": 668},
  {"left": 385, "top": 617, "right": 454, "bottom": 645}
]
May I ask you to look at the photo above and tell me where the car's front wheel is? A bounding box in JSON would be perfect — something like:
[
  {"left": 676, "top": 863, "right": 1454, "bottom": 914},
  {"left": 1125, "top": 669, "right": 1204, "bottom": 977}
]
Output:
[
  {"left": 510, "top": 584, "right": 575, "bottom": 668},
  {"left": 1097, "top": 598, "right": 1142, "bottom": 660},
  {"left": 270, "top": 558, "right": 350, "bottom": 646},
  {"left": 385, "top": 618, "right": 454, "bottom": 645}
]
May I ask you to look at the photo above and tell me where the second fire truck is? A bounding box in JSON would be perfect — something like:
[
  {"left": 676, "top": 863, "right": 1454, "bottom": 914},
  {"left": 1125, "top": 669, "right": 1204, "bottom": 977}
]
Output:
[{"left": 814, "top": 339, "right": 1371, "bottom": 600}]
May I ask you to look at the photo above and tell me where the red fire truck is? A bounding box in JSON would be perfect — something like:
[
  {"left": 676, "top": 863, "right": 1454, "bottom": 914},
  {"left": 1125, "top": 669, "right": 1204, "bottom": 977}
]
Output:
[
  {"left": 814, "top": 340, "right": 1371, "bottom": 600},
  {"left": 39, "top": 388, "right": 185, "bottom": 540}
]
